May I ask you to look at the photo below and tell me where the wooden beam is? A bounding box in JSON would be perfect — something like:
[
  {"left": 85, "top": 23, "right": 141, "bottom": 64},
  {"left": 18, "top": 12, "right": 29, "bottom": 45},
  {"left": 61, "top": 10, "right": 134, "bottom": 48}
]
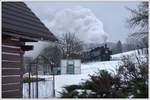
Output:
[
  {"left": 2, "top": 35, "right": 12, "bottom": 40},
  {"left": 2, "top": 39, "right": 24, "bottom": 47},
  {"left": 21, "top": 45, "right": 33, "bottom": 51},
  {"left": 20, "top": 38, "right": 37, "bottom": 42}
]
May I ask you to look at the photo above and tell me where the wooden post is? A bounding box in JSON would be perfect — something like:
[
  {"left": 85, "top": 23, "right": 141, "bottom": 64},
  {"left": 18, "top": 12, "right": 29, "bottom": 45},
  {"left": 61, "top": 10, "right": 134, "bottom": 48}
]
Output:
[
  {"left": 35, "top": 60, "right": 38, "bottom": 98},
  {"left": 28, "top": 64, "right": 31, "bottom": 98},
  {"left": 32, "top": 81, "right": 34, "bottom": 98},
  {"left": 53, "top": 73, "right": 55, "bottom": 98},
  {"left": 20, "top": 50, "right": 24, "bottom": 98},
  {"left": 51, "top": 63, "right": 55, "bottom": 98}
]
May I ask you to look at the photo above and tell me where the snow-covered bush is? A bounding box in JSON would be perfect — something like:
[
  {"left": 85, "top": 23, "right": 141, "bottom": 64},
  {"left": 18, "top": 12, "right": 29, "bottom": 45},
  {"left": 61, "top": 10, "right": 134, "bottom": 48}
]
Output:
[
  {"left": 59, "top": 85, "right": 83, "bottom": 98},
  {"left": 60, "top": 70, "right": 124, "bottom": 98},
  {"left": 60, "top": 54, "right": 148, "bottom": 98},
  {"left": 117, "top": 55, "right": 148, "bottom": 98}
]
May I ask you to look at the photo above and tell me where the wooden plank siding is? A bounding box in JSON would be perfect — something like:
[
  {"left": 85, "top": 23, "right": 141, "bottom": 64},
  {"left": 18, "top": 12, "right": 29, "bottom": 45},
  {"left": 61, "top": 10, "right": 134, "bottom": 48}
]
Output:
[
  {"left": 2, "top": 90, "right": 21, "bottom": 98},
  {"left": 2, "top": 37, "right": 24, "bottom": 98},
  {"left": 2, "top": 47, "right": 21, "bottom": 54},
  {"left": 2, "top": 83, "right": 20, "bottom": 92},
  {"left": 2, "top": 62, "right": 21, "bottom": 68},
  {"left": 2, "top": 69, "right": 21, "bottom": 75},
  {"left": 2, "top": 38, "right": 24, "bottom": 47},
  {"left": 2, "top": 54, "right": 21, "bottom": 61},
  {"left": 2, "top": 76, "right": 21, "bottom": 84}
]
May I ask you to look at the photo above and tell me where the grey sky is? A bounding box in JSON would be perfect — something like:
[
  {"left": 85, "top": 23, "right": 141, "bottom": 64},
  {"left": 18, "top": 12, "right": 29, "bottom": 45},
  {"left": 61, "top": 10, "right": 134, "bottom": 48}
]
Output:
[{"left": 26, "top": 1, "right": 141, "bottom": 43}]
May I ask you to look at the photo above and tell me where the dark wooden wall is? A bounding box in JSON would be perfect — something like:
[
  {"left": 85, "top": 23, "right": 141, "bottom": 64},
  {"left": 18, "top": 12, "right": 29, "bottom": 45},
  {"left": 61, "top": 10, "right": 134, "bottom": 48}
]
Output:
[{"left": 2, "top": 36, "right": 24, "bottom": 98}]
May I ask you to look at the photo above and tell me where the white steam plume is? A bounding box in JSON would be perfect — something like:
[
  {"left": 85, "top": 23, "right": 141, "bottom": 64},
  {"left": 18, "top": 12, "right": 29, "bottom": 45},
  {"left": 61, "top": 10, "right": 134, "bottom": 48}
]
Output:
[
  {"left": 24, "top": 41, "right": 54, "bottom": 59},
  {"left": 46, "top": 6, "right": 108, "bottom": 44},
  {"left": 25, "top": 6, "right": 108, "bottom": 58}
]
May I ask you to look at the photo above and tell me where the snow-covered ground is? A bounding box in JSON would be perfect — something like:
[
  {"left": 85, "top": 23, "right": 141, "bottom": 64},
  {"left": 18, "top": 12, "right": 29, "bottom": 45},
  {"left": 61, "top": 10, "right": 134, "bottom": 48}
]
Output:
[
  {"left": 23, "top": 49, "right": 148, "bottom": 98},
  {"left": 23, "top": 80, "right": 53, "bottom": 98},
  {"left": 23, "top": 60, "right": 121, "bottom": 98},
  {"left": 55, "top": 60, "right": 121, "bottom": 97},
  {"left": 111, "top": 49, "right": 147, "bottom": 60},
  {"left": 111, "top": 49, "right": 148, "bottom": 63}
]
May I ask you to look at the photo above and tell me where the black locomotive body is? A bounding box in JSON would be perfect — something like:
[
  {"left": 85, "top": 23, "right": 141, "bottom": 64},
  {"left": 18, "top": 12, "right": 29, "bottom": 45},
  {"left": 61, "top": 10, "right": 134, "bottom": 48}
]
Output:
[{"left": 82, "top": 44, "right": 112, "bottom": 62}]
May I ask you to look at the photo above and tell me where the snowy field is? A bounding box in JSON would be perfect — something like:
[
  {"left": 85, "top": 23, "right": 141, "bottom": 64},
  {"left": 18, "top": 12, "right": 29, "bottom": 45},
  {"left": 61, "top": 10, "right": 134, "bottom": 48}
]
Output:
[{"left": 23, "top": 49, "right": 147, "bottom": 98}]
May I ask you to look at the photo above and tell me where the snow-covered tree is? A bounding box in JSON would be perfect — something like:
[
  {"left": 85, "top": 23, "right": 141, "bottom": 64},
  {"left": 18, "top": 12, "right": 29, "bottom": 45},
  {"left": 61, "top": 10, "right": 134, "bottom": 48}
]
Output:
[
  {"left": 116, "top": 40, "right": 123, "bottom": 53},
  {"left": 127, "top": 2, "right": 148, "bottom": 48}
]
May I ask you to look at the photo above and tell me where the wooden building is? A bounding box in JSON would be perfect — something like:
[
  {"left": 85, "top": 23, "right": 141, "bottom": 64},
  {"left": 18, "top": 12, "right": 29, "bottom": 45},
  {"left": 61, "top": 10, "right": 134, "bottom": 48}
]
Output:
[
  {"left": 61, "top": 59, "right": 81, "bottom": 74},
  {"left": 2, "top": 2, "right": 57, "bottom": 98}
]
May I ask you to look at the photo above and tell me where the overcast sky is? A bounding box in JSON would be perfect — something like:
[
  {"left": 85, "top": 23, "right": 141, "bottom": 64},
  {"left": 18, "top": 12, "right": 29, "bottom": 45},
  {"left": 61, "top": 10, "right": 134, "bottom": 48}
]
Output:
[{"left": 25, "top": 1, "right": 141, "bottom": 43}]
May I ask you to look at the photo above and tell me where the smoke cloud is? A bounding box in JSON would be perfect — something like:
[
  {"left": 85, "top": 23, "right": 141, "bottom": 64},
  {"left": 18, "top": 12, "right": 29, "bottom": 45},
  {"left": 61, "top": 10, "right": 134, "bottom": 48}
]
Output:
[
  {"left": 45, "top": 6, "right": 108, "bottom": 44},
  {"left": 25, "top": 6, "right": 108, "bottom": 58},
  {"left": 24, "top": 41, "right": 54, "bottom": 59}
]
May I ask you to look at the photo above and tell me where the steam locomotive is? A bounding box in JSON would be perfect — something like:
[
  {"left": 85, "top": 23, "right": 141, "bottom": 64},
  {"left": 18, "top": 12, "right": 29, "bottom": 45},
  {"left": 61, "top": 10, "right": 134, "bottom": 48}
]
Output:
[{"left": 82, "top": 44, "right": 112, "bottom": 62}]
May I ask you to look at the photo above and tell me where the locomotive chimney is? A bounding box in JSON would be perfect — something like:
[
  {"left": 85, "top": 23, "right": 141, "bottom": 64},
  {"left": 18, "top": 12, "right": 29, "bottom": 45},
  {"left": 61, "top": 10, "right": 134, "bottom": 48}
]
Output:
[{"left": 104, "top": 44, "right": 107, "bottom": 49}]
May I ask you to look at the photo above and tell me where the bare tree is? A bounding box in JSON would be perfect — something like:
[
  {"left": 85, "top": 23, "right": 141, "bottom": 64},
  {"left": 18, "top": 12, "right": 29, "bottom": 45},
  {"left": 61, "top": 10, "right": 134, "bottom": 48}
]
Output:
[
  {"left": 40, "top": 46, "right": 63, "bottom": 66},
  {"left": 39, "top": 33, "right": 83, "bottom": 66},
  {"left": 127, "top": 2, "right": 148, "bottom": 48},
  {"left": 58, "top": 33, "right": 83, "bottom": 59}
]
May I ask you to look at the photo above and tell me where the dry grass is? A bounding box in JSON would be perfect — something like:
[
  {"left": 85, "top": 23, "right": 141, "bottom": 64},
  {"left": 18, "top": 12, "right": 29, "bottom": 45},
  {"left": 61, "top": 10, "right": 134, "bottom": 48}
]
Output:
[{"left": 23, "top": 77, "right": 45, "bottom": 83}]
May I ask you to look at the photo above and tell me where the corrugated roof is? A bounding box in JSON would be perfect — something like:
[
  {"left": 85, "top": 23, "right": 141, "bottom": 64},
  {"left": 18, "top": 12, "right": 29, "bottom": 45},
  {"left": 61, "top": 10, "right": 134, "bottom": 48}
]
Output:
[{"left": 2, "top": 2, "right": 57, "bottom": 41}]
